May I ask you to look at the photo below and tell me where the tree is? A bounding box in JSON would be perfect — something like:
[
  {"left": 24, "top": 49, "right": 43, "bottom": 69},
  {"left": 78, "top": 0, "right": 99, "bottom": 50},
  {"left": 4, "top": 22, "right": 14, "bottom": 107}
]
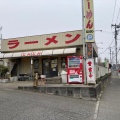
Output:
[
  {"left": 0, "top": 65, "right": 9, "bottom": 79},
  {"left": 104, "top": 57, "right": 109, "bottom": 68}
]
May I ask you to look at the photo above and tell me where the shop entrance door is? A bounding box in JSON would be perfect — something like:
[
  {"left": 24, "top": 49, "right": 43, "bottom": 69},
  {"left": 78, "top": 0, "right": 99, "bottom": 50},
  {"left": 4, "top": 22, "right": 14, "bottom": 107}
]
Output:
[
  {"left": 42, "top": 58, "right": 50, "bottom": 77},
  {"left": 50, "top": 58, "right": 58, "bottom": 77},
  {"left": 42, "top": 58, "right": 58, "bottom": 77}
]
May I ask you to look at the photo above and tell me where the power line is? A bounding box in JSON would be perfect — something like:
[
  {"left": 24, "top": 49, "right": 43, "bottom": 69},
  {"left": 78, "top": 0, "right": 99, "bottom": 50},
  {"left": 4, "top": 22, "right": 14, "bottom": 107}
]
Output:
[
  {"left": 116, "top": 8, "right": 120, "bottom": 24},
  {"left": 112, "top": 0, "right": 117, "bottom": 24},
  {"left": 109, "top": 47, "right": 112, "bottom": 63},
  {"left": 99, "top": 39, "right": 114, "bottom": 55},
  {"left": 111, "top": 47, "right": 120, "bottom": 63},
  {"left": 99, "top": 31, "right": 113, "bottom": 34},
  {"left": 99, "top": 25, "right": 116, "bottom": 55},
  {"left": 112, "top": 48, "right": 120, "bottom": 59}
]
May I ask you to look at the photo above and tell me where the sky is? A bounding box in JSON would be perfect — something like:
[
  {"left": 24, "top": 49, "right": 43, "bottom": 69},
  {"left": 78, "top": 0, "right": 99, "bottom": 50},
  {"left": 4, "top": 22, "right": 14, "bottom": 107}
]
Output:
[{"left": 0, "top": 0, "right": 120, "bottom": 63}]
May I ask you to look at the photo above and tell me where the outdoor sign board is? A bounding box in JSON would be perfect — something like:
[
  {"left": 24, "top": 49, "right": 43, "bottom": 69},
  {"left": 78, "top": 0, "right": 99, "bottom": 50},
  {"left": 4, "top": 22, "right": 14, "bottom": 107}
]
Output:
[
  {"left": 86, "top": 43, "right": 93, "bottom": 58},
  {"left": 86, "top": 58, "right": 96, "bottom": 84},
  {"left": 84, "top": 0, "right": 95, "bottom": 43},
  {"left": 1, "top": 30, "right": 82, "bottom": 52}
]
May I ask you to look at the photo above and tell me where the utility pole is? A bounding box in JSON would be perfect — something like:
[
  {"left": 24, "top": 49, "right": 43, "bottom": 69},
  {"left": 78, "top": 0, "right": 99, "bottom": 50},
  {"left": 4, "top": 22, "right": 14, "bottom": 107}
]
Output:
[
  {"left": 111, "top": 24, "right": 120, "bottom": 70},
  {"left": 112, "top": 51, "right": 114, "bottom": 65},
  {"left": 109, "top": 47, "right": 111, "bottom": 63}
]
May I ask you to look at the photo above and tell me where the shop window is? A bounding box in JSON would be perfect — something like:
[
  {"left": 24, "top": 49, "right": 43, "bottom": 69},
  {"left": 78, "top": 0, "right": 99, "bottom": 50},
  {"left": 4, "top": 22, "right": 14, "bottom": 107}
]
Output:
[
  {"left": 34, "top": 58, "right": 39, "bottom": 69},
  {"left": 61, "top": 57, "right": 67, "bottom": 68}
]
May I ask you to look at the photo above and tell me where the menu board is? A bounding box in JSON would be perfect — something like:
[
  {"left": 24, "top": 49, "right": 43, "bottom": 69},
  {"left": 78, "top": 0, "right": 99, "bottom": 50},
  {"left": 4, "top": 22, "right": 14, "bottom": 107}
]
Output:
[{"left": 68, "top": 57, "right": 80, "bottom": 68}]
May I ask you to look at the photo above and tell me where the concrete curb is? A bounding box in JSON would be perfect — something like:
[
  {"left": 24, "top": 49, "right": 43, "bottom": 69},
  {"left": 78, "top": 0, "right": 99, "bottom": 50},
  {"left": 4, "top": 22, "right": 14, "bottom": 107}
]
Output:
[
  {"left": 0, "top": 79, "right": 9, "bottom": 83},
  {"left": 17, "top": 74, "right": 111, "bottom": 101}
]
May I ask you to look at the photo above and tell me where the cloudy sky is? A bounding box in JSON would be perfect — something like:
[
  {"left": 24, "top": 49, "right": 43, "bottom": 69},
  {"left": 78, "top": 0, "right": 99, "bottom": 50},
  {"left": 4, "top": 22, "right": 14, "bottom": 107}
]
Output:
[{"left": 0, "top": 0, "right": 120, "bottom": 62}]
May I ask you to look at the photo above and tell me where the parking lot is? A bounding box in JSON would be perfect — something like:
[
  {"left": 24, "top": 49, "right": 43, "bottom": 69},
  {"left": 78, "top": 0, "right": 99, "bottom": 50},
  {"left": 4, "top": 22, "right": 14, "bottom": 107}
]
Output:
[{"left": 0, "top": 80, "right": 33, "bottom": 89}]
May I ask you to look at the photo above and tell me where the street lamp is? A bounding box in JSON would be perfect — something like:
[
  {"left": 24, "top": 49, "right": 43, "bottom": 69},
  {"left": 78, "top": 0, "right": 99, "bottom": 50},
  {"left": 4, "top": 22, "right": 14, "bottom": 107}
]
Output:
[
  {"left": 98, "top": 47, "right": 103, "bottom": 49},
  {"left": 96, "top": 42, "right": 103, "bottom": 44},
  {"left": 95, "top": 30, "right": 102, "bottom": 32}
]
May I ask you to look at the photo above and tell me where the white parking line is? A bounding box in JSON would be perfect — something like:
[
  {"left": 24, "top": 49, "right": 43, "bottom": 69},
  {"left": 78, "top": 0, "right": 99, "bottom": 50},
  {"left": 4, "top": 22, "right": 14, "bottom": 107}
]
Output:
[{"left": 93, "top": 100, "right": 100, "bottom": 120}]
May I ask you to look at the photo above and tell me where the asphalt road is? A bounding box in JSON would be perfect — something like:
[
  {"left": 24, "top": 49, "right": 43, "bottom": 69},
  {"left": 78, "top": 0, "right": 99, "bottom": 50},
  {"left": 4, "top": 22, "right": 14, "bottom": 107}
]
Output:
[
  {"left": 96, "top": 72, "right": 120, "bottom": 120},
  {"left": 1, "top": 72, "right": 120, "bottom": 120},
  {"left": 0, "top": 85, "right": 96, "bottom": 120}
]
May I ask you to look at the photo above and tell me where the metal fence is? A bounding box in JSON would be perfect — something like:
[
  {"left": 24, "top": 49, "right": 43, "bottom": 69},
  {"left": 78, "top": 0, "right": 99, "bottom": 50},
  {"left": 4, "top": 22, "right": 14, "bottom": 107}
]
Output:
[{"left": 95, "top": 65, "right": 111, "bottom": 79}]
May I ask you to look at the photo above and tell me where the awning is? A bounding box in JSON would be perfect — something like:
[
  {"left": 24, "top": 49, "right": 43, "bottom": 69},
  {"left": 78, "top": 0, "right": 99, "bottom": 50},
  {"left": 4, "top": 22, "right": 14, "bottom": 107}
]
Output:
[
  {"left": 0, "top": 48, "right": 76, "bottom": 59},
  {"left": 53, "top": 49, "right": 64, "bottom": 55},
  {"left": 13, "top": 52, "right": 22, "bottom": 57},
  {"left": 64, "top": 48, "right": 76, "bottom": 54},
  {"left": 42, "top": 50, "right": 53, "bottom": 55},
  {"left": 4, "top": 53, "right": 14, "bottom": 58}
]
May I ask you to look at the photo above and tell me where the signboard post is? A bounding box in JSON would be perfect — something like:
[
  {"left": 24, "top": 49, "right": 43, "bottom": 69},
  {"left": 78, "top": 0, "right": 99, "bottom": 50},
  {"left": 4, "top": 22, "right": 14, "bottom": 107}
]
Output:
[{"left": 82, "top": 0, "right": 95, "bottom": 84}]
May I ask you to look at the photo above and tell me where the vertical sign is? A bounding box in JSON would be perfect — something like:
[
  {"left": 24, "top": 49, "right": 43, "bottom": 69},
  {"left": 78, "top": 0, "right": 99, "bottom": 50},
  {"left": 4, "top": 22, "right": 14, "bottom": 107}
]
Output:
[
  {"left": 84, "top": 0, "right": 95, "bottom": 42},
  {"left": 86, "top": 58, "right": 96, "bottom": 84},
  {"left": 86, "top": 43, "right": 93, "bottom": 58}
]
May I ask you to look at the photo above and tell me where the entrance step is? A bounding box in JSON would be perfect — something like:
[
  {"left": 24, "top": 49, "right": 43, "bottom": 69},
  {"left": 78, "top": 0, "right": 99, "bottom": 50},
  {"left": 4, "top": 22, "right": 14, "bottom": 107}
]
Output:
[{"left": 46, "top": 77, "right": 62, "bottom": 84}]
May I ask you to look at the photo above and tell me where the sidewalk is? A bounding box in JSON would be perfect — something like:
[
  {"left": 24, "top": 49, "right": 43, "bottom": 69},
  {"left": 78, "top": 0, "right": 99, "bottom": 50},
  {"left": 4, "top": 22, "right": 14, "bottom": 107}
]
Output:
[{"left": 96, "top": 72, "right": 120, "bottom": 120}]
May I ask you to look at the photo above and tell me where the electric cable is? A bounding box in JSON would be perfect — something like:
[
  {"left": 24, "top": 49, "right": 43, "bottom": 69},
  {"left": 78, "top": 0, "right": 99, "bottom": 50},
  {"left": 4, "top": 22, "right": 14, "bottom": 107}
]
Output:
[
  {"left": 111, "top": 46, "right": 120, "bottom": 63},
  {"left": 99, "top": 31, "right": 113, "bottom": 34},
  {"left": 116, "top": 8, "right": 120, "bottom": 24},
  {"left": 98, "top": 39, "right": 114, "bottom": 55},
  {"left": 98, "top": 25, "right": 115, "bottom": 55},
  {"left": 112, "top": 0, "right": 117, "bottom": 24},
  {"left": 112, "top": 48, "right": 120, "bottom": 59}
]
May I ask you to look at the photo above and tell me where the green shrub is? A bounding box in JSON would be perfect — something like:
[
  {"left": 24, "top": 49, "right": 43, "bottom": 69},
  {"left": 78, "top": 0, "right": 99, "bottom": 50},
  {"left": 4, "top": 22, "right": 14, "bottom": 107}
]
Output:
[{"left": 0, "top": 65, "right": 9, "bottom": 78}]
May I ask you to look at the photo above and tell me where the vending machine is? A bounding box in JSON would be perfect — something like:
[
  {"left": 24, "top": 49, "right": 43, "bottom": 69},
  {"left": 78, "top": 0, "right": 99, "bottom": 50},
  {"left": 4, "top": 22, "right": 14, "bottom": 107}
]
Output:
[{"left": 67, "top": 56, "right": 84, "bottom": 84}]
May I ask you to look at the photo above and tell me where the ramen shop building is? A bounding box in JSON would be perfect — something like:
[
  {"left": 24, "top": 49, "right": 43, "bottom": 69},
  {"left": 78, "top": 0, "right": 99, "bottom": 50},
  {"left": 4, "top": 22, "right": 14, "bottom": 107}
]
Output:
[{"left": 0, "top": 30, "right": 98, "bottom": 79}]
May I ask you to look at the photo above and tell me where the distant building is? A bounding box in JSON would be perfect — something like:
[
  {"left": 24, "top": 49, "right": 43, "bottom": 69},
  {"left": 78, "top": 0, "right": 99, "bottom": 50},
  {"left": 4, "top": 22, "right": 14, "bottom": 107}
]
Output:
[{"left": 0, "top": 40, "right": 3, "bottom": 65}]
